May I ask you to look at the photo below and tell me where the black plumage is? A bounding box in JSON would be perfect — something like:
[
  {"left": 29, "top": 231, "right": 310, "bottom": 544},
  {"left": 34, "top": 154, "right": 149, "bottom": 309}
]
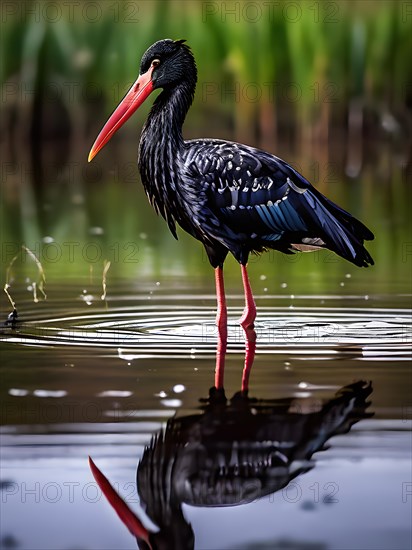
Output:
[{"left": 136, "top": 39, "right": 374, "bottom": 269}]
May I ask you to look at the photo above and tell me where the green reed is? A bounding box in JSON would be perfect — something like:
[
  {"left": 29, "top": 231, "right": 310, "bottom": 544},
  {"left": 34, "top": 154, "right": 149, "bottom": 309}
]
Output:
[{"left": 1, "top": 0, "right": 410, "bottom": 143}]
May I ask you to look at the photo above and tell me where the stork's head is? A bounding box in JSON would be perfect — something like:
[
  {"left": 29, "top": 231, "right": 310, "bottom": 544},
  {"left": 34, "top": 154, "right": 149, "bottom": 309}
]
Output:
[{"left": 88, "top": 39, "right": 196, "bottom": 162}]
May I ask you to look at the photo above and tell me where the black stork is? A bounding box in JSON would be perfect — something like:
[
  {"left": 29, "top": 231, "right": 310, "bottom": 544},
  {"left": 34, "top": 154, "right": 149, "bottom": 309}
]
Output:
[{"left": 88, "top": 38, "right": 374, "bottom": 364}]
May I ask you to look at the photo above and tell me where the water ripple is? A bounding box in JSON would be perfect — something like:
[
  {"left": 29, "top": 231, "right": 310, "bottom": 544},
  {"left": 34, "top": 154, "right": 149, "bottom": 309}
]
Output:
[{"left": 1, "top": 303, "right": 410, "bottom": 361}]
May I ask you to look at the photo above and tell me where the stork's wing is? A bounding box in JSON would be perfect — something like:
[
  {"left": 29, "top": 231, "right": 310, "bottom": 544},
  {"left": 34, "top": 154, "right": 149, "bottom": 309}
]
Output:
[{"left": 184, "top": 140, "right": 374, "bottom": 267}]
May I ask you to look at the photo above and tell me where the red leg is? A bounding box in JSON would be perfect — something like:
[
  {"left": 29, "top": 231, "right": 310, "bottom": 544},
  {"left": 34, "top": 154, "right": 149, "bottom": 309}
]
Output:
[
  {"left": 241, "top": 327, "right": 256, "bottom": 395},
  {"left": 239, "top": 264, "right": 256, "bottom": 330},
  {"left": 214, "top": 267, "right": 227, "bottom": 389},
  {"left": 238, "top": 264, "right": 257, "bottom": 393}
]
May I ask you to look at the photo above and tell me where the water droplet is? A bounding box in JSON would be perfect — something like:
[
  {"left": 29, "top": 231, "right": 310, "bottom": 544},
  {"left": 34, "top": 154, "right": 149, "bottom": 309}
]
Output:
[
  {"left": 33, "top": 389, "right": 67, "bottom": 398},
  {"left": 281, "top": 282, "right": 288, "bottom": 288},
  {"left": 259, "top": 275, "right": 267, "bottom": 281},
  {"left": 340, "top": 282, "right": 345, "bottom": 287},
  {"left": 263, "top": 287, "right": 268, "bottom": 292},
  {"left": 9, "top": 388, "right": 29, "bottom": 397},
  {"left": 139, "top": 232, "right": 148, "bottom": 240},
  {"left": 345, "top": 273, "right": 351, "bottom": 278},
  {"left": 81, "top": 294, "right": 94, "bottom": 305},
  {"left": 42, "top": 236, "right": 54, "bottom": 244},
  {"left": 97, "top": 390, "right": 132, "bottom": 398}
]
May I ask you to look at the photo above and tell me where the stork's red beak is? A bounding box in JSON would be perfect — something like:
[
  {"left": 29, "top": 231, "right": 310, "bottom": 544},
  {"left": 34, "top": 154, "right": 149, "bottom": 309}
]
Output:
[
  {"left": 88, "top": 456, "right": 152, "bottom": 547},
  {"left": 88, "top": 67, "right": 155, "bottom": 162}
]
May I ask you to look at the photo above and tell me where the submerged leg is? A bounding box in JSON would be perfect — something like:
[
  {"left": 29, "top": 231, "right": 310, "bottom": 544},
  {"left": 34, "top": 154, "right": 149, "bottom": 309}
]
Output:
[
  {"left": 241, "top": 326, "right": 256, "bottom": 395},
  {"left": 239, "top": 264, "right": 257, "bottom": 330},
  {"left": 238, "top": 264, "right": 257, "bottom": 393},
  {"left": 214, "top": 266, "right": 227, "bottom": 389}
]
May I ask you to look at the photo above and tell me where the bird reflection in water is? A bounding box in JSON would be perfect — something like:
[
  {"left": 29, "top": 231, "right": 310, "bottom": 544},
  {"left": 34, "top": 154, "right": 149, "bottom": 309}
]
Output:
[{"left": 89, "top": 327, "right": 372, "bottom": 549}]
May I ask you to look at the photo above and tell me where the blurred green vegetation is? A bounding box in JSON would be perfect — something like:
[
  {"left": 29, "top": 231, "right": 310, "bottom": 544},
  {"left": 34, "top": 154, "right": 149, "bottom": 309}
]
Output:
[
  {"left": 0, "top": 1, "right": 411, "bottom": 305},
  {"left": 1, "top": 0, "right": 411, "bottom": 144}
]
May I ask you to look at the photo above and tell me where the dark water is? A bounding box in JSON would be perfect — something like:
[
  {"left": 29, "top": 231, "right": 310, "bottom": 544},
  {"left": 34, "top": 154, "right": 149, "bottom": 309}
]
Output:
[
  {"left": 1, "top": 141, "right": 411, "bottom": 549},
  {"left": 1, "top": 280, "right": 411, "bottom": 550}
]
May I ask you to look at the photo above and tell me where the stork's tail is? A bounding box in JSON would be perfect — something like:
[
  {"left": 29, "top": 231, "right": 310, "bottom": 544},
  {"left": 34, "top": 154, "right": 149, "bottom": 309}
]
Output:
[{"left": 307, "top": 188, "right": 374, "bottom": 267}]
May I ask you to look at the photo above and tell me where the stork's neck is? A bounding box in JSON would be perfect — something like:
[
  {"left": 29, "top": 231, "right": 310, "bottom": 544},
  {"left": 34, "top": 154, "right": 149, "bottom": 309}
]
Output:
[
  {"left": 137, "top": 79, "right": 196, "bottom": 236},
  {"left": 139, "top": 82, "right": 194, "bottom": 165},
  {"left": 138, "top": 81, "right": 195, "bottom": 224}
]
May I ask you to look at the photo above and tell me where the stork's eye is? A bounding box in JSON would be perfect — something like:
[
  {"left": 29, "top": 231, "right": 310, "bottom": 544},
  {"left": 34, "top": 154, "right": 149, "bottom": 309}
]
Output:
[{"left": 151, "top": 59, "right": 160, "bottom": 68}]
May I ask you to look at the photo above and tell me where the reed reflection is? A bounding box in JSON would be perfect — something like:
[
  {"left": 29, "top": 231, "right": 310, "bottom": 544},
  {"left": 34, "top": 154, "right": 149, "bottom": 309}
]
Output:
[{"left": 89, "top": 329, "right": 372, "bottom": 550}]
